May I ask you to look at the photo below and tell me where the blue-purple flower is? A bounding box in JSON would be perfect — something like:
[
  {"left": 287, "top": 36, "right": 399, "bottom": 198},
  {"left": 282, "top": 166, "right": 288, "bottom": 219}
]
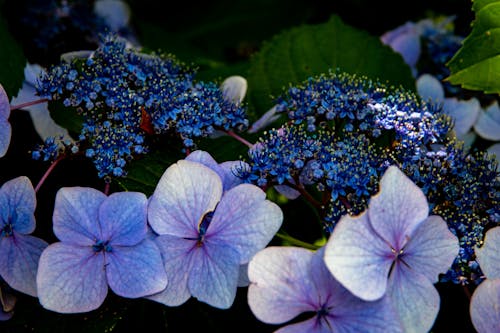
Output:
[
  {"left": 247, "top": 246, "right": 403, "bottom": 333},
  {"left": 470, "top": 226, "right": 500, "bottom": 333},
  {"left": 0, "top": 83, "right": 11, "bottom": 158},
  {"left": 36, "top": 188, "right": 167, "bottom": 313},
  {"left": 147, "top": 159, "right": 283, "bottom": 309},
  {"left": 324, "top": 165, "right": 459, "bottom": 332},
  {"left": 0, "top": 176, "right": 48, "bottom": 297}
]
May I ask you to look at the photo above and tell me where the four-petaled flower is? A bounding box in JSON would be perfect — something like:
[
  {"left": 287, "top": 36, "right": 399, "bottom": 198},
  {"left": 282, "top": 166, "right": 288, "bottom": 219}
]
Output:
[
  {"left": 248, "top": 246, "right": 403, "bottom": 333},
  {"left": 324, "top": 165, "right": 459, "bottom": 332},
  {"left": 147, "top": 159, "right": 283, "bottom": 309},
  {"left": 469, "top": 226, "right": 500, "bottom": 333},
  {"left": 36, "top": 187, "right": 168, "bottom": 313},
  {"left": 0, "top": 176, "right": 48, "bottom": 297}
]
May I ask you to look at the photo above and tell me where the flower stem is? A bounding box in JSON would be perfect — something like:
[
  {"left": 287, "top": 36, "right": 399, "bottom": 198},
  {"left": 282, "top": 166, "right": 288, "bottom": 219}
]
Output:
[
  {"left": 275, "top": 232, "right": 320, "bottom": 250},
  {"left": 225, "top": 130, "right": 253, "bottom": 148},
  {"left": 35, "top": 155, "right": 64, "bottom": 193},
  {"left": 10, "top": 98, "right": 49, "bottom": 111}
]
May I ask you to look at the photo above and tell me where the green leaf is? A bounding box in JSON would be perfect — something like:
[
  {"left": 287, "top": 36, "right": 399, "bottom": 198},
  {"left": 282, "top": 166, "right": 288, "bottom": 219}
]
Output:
[
  {"left": 447, "top": 0, "right": 500, "bottom": 94},
  {"left": 0, "top": 15, "right": 26, "bottom": 99},
  {"left": 246, "top": 14, "right": 415, "bottom": 115}
]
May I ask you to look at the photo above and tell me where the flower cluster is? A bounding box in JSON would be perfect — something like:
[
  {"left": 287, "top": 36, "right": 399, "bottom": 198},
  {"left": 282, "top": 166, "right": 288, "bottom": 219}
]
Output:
[{"left": 36, "top": 34, "right": 248, "bottom": 179}]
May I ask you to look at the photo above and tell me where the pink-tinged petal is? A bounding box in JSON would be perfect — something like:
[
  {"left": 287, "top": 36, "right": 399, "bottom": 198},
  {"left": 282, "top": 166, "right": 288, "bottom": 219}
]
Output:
[
  {"left": 368, "top": 166, "right": 429, "bottom": 250},
  {"left": 105, "top": 239, "right": 167, "bottom": 298},
  {"left": 146, "top": 234, "right": 195, "bottom": 306},
  {"left": 402, "top": 215, "right": 459, "bottom": 283},
  {"left": 442, "top": 97, "right": 480, "bottom": 138},
  {"left": 207, "top": 184, "right": 283, "bottom": 263},
  {"left": 0, "top": 176, "right": 36, "bottom": 234},
  {"left": 416, "top": 74, "right": 445, "bottom": 102},
  {"left": 188, "top": 242, "right": 240, "bottom": 309},
  {"left": 0, "top": 119, "right": 11, "bottom": 158},
  {"left": 221, "top": 76, "right": 247, "bottom": 104},
  {"left": 388, "top": 262, "right": 440, "bottom": 333},
  {"left": 247, "top": 246, "right": 316, "bottom": 324},
  {"left": 475, "top": 226, "right": 500, "bottom": 279},
  {"left": 0, "top": 83, "right": 9, "bottom": 119},
  {"left": 148, "top": 160, "right": 222, "bottom": 237},
  {"left": 0, "top": 234, "right": 48, "bottom": 296},
  {"left": 53, "top": 187, "right": 107, "bottom": 245},
  {"left": 324, "top": 213, "right": 393, "bottom": 301},
  {"left": 99, "top": 192, "right": 147, "bottom": 246},
  {"left": 37, "top": 243, "right": 107, "bottom": 313},
  {"left": 470, "top": 279, "right": 500, "bottom": 333}
]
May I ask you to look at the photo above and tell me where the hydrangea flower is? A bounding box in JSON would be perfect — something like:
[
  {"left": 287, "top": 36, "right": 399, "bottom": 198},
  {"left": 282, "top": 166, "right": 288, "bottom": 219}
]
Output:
[
  {"left": 323, "top": 166, "right": 459, "bottom": 332},
  {"left": 247, "top": 246, "right": 403, "bottom": 333},
  {"left": 474, "top": 100, "right": 500, "bottom": 142},
  {"left": 469, "top": 226, "right": 500, "bottom": 333},
  {"left": 37, "top": 188, "right": 167, "bottom": 313},
  {"left": 0, "top": 83, "right": 11, "bottom": 158},
  {"left": 147, "top": 159, "right": 283, "bottom": 309},
  {"left": 0, "top": 176, "right": 48, "bottom": 297}
]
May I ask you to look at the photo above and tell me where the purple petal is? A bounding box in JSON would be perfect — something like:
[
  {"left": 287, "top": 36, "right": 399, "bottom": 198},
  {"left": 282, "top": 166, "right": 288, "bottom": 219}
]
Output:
[
  {"left": 219, "top": 160, "right": 247, "bottom": 190},
  {"left": 147, "top": 234, "right": 195, "bottom": 306},
  {"left": 247, "top": 246, "right": 316, "bottom": 324},
  {"left": 416, "top": 74, "right": 444, "bottom": 102},
  {"left": 100, "top": 192, "right": 147, "bottom": 246},
  {"left": 206, "top": 184, "right": 283, "bottom": 263},
  {"left": 274, "top": 184, "right": 301, "bottom": 200},
  {"left": 0, "top": 234, "right": 48, "bottom": 296},
  {"left": 474, "top": 101, "right": 500, "bottom": 141},
  {"left": 0, "top": 119, "right": 11, "bottom": 158},
  {"left": 148, "top": 160, "right": 222, "bottom": 237},
  {"left": 0, "top": 83, "right": 9, "bottom": 120},
  {"left": 237, "top": 263, "right": 249, "bottom": 287},
  {"left": 475, "top": 226, "right": 500, "bottom": 279},
  {"left": 53, "top": 187, "right": 106, "bottom": 245},
  {"left": 388, "top": 262, "right": 440, "bottom": 333},
  {"left": 0, "top": 176, "right": 36, "bottom": 234},
  {"left": 470, "top": 279, "right": 500, "bottom": 333},
  {"left": 37, "top": 243, "right": 107, "bottom": 313},
  {"left": 443, "top": 97, "right": 480, "bottom": 138},
  {"left": 188, "top": 241, "right": 240, "bottom": 309},
  {"left": 368, "top": 166, "right": 429, "bottom": 250},
  {"left": 402, "top": 215, "right": 459, "bottom": 283},
  {"left": 106, "top": 239, "right": 167, "bottom": 298},
  {"left": 323, "top": 213, "right": 393, "bottom": 301},
  {"left": 185, "top": 150, "right": 221, "bottom": 172},
  {"left": 0, "top": 288, "right": 15, "bottom": 321},
  {"left": 248, "top": 105, "right": 282, "bottom": 133}
]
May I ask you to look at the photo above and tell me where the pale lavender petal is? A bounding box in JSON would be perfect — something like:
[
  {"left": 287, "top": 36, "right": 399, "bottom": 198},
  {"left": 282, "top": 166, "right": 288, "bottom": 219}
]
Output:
[
  {"left": 474, "top": 101, "right": 500, "bottom": 141},
  {"left": 100, "top": 192, "right": 147, "bottom": 246},
  {"left": 387, "top": 31, "right": 421, "bottom": 69},
  {"left": 0, "top": 119, "right": 10, "bottom": 158},
  {"left": 105, "top": 239, "right": 167, "bottom": 298},
  {"left": 275, "top": 319, "right": 328, "bottom": 333},
  {"left": 470, "top": 279, "right": 500, "bottom": 333},
  {"left": 221, "top": 76, "right": 247, "bottom": 104},
  {"left": 0, "top": 234, "right": 48, "bottom": 296},
  {"left": 402, "top": 215, "right": 459, "bottom": 282},
  {"left": 237, "top": 263, "right": 249, "bottom": 287},
  {"left": 147, "top": 234, "right": 195, "bottom": 306},
  {"left": 53, "top": 187, "right": 106, "bottom": 245},
  {"left": 219, "top": 160, "right": 247, "bottom": 190},
  {"left": 248, "top": 105, "right": 282, "bottom": 133},
  {"left": 274, "top": 184, "right": 301, "bottom": 200},
  {"left": 185, "top": 150, "right": 220, "bottom": 171},
  {"left": 443, "top": 97, "right": 480, "bottom": 137},
  {"left": 148, "top": 160, "right": 222, "bottom": 237},
  {"left": 247, "top": 246, "right": 316, "bottom": 324},
  {"left": 368, "top": 166, "right": 429, "bottom": 250},
  {"left": 37, "top": 243, "right": 108, "bottom": 313},
  {"left": 207, "top": 184, "right": 283, "bottom": 263},
  {"left": 94, "top": 0, "right": 131, "bottom": 31},
  {"left": 416, "top": 74, "right": 444, "bottom": 102},
  {"left": 475, "top": 226, "right": 500, "bottom": 279},
  {"left": 0, "top": 176, "right": 36, "bottom": 234},
  {"left": 388, "top": 262, "right": 440, "bottom": 333},
  {"left": 323, "top": 213, "right": 393, "bottom": 301},
  {"left": 0, "top": 83, "right": 9, "bottom": 119},
  {"left": 188, "top": 241, "right": 240, "bottom": 309}
]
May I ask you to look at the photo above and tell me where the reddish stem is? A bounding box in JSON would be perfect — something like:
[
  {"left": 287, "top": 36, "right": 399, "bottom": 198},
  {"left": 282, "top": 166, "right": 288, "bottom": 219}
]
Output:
[
  {"left": 225, "top": 130, "right": 253, "bottom": 148},
  {"left": 104, "top": 182, "right": 110, "bottom": 196},
  {"left": 34, "top": 155, "right": 64, "bottom": 193},
  {"left": 10, "top": 98, "right": 49, "bottom": 111}
]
